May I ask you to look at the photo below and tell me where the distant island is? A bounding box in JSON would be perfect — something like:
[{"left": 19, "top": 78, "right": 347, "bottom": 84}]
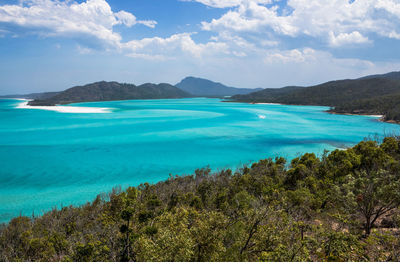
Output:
[
  {"left": 175, "top": 76, "right": 262, "bottom": 97},
  {"left": 231, "top": 71, "right": 400, "bottom": 123},
  {"left": 3, "top": 72, "right": 400, "bottom": 122},
  {"left": 27, "top": 81, "right": 193, "bottom": 106},
  {"left": 7, "top": 77, "right": 260, "bottom": 106}
]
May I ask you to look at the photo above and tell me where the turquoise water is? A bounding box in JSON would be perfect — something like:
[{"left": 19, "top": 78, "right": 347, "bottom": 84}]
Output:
[{"left": 1, "top": 98, "right": 399, "bottom": 222}]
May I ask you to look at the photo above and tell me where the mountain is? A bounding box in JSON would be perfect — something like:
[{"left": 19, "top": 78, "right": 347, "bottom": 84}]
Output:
[
  {"left": 230, "top": 86, "right": 304, "bottom": 103},
  {"left": 231, "top": 72, "right": 400, "bottom": 122},
  {"left": 28, "top": 81, "right": 192, "bottom": 106},
  {"left": 175, "top": 77, "right": 262, "bottom": 97},
  {"left": 0, "top": 91, "right": 60, "bottom": 100},
  {"left": 233, "top": 78, "right": 400, "bottom": 106},
  {"left": 358, "top": 71, "right": 400, "bottom": 81},
  {"left": 333, "top": 93, "right": 400, "bottom": 122}
]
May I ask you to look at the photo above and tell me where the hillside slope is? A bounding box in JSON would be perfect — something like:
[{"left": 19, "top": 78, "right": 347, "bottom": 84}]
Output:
[
  {"left": 359, "top": 71, "right": 400, "bottom": 81},
  {"left": 176, "top": 77, "right": 261, "bottom": 97},
  {"left": 232, "top": 75, "right": 400, "bottom": 122},
  {"left": 28, "top": 81, "right": 192, "bottom": 106},
  {"left": 232, "top": 78, "right": 400, "bottom": 106}
]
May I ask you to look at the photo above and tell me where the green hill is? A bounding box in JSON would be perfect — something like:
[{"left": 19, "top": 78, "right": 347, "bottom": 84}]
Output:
[
  {"left": 28, "top": 81, "right": 192, "bottom": 106},
  {"left": 232, "top": 78, "right": 400, "bottom": 106},
  {"left": 333, "top": 93, "right": 400, "bottom": 122},
  {"left": 359, "top": 71, "right": 400, "bottom": 81},
  {"left": 176, "top": 76, "right": 262, "bottom": 97},
  {"left": 1, "top": 138, "right": 400, "bottom": 261},
  {"left": 232, "top": 73, "right": 400, "bottom": 122}
]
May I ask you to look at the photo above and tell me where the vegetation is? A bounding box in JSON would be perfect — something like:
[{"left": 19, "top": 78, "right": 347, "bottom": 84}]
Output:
[
  {"left": 1, "top": 138, "right": 400, "bottom": 261},
  {"left": 28, "top": 81, "right": 192, "bottom": 106},
  {"left": 175, "top": 77, "right": 262, "bottom": 97},
  {"left": 333, "top": 93, "right": 400, "bottom": 122},
  {"left": 232, "top": 73, "right": 400, "bottom": 122}
]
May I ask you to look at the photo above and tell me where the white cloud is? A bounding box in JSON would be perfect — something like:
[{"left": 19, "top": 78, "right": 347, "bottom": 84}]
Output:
[
  {"left": 263, "top": 48, "right": 374, "bottom": 69},
  {"left": 264, "top": 48, "right": 316, "bottom": 64},
  {"left": 196, "top": 0, "right": 400, "bottom": 47},
  {"left": 181, "top": 0, "right": 272, "bottom": 8},
  {"left": 181, "top": 0, "right": 243, "bottom": 8},
  {"left": 0, "top": 0, "right": 399, "bottom": 91},
  {"left": 201, "top": 2, "right": 297, "bottom": 36},
  {"left": 115, "top": 10, "right": 157, "bottom": 28},
  {"left": 123, "top": 33, "right": 230, "bottom": 59},
  {"left": 0, "top": 0, "right": 156, "bottom": 47},
  {"left": 77, "top": 45, "right": 93, "bottom": 54},
  {"left": 329, "top": 31, "right": 370, "bottom": 47}
]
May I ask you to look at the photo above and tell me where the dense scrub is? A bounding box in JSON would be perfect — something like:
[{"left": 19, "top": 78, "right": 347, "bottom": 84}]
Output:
[
  {"left": 1, "top": 138, "right": 400, "bottom": 261},
  {"left": 333, "top": 93, "right": 400, "bottom": 122},
  {"left": 232, "top": 77, "right": 400, "bottom": 122}
]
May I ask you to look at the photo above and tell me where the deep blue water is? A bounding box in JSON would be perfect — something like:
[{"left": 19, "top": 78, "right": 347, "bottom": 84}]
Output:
[{"left": 1, "top": 98, "right": 399, "bottom": 222}]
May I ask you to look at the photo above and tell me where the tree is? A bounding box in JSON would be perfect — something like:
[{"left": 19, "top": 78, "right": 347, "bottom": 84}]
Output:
[
  {"left": 339, "top": 168, "right": 400, "bottom": 235},
  {"left": 120, "top": 208, "right": 134, "bottom": 261}
]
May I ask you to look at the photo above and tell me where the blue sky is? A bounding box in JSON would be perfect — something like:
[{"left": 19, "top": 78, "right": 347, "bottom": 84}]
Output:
[{"left": 0, "top": 0, "right": 400, "bottom": 94}]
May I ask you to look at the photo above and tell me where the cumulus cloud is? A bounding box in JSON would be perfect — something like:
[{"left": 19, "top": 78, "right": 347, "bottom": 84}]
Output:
[
  {"left": 264, "top": 48, "right": 317, "bottom": 64},
  {"left": 196, "top": 0, "right": 400, "bottom": 47},
  {"left": 329, "top": 31, "right": 370, "bottom": 47},
  {"left": 123, "top": 33, "right": 230, "bottom": 60},
  {"left": 181, "top": 0, "right": 271, "bottom": 8},
  {"left": 263, "top": 48, "right": 374, "bottom": 69},
  {"left": 0, "top": 0, "right": 399, "bottom": 90},
  {"left": 0, "top": 0, "right": 156, "bottom": 47}
]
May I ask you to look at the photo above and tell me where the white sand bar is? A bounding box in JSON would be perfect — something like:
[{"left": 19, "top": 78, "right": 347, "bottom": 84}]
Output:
[{"left": 16, "top": 100, "right": 112, "bottom": 113}]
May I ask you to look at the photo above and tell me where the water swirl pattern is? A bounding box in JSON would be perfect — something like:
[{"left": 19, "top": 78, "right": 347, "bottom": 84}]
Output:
[{"left": 1, "top": 98, "right": 399, "bottom": 222}]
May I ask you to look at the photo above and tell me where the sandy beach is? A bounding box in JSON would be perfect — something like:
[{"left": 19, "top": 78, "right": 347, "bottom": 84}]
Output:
[{"left": 16, "top": 100, "right": 112, "bottom": 113}]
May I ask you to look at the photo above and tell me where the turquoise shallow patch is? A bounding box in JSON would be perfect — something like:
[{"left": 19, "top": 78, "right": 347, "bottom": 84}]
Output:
[{"left": 0, "top": 98, "right": 399, "bottom": 222}]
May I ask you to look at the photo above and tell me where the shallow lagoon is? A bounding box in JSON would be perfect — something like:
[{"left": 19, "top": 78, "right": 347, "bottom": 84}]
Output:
[{"left": 1, "top": 98, "right": 399, "bottom": 222}]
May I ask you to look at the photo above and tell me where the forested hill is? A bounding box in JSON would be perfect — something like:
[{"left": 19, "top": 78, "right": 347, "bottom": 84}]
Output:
[
  {"left": 232, "top": 73, "right": 400, "bottom": 122},
  {"left": 359, "top": 70, "right": 400, "bottom": 81},
  {"left": 28, "top": 81, "right": 192, "bottom": 106},
  {"left": 232, "top": 78, "right": 400, "bottom": 105},
  {"left": 1, "top": 137, "right": 400, "bottom": 261},
  {"left": 176, "top": 76, "right": 262, "bottom": 97}
]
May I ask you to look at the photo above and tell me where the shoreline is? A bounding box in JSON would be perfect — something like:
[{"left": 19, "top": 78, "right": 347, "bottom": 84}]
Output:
[
  {"left": 225, "top": 99, "right": 399, "bottom": 125},
  {"left": 326, "top": 110, "right": 400, "bottom": 124},
  {"left": 15, "top": 99, "right": 112, "bottom": 114},
  {"left": 327, "top": 111, "right": 384, "bottom": 118}
]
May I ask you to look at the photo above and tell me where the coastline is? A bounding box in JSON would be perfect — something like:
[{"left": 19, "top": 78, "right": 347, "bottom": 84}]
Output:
[
  {"left": 15, "top": 99, "right": 112, "bottom": 114},
  {"left": 326, "top": 110, "right": 400, "bottom": 124},
  {"left": 328, "top": 111, "right": 383, "bottom": 118},
  {"left": 225, "top": 99, "right": 399, "bottom": 125}
]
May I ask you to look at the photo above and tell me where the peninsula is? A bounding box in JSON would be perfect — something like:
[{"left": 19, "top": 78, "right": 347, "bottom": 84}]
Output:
[
  {"left": 231, "top": 71, "right": 400, "bottom": 123},
  {"left": 27, "top": 81, "right": 192, "bottom": 106}
]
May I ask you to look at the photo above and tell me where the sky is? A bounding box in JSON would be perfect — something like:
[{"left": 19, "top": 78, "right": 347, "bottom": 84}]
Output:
[{"left": 0, "top": 0, "right": 400, "bottom": 94}]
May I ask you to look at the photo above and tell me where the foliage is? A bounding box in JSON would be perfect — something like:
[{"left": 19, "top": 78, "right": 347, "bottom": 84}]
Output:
[
  {"left": 232, "top": 76, "right": 400, "bottom": 122},
  {"left": 28, "top": 81, "right": 192, "bottom": 106}
]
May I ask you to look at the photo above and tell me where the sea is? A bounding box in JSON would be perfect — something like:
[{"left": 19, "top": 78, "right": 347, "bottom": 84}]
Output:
[{"left": 1, "top": 98, "right": 399, "bottom": 222}]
